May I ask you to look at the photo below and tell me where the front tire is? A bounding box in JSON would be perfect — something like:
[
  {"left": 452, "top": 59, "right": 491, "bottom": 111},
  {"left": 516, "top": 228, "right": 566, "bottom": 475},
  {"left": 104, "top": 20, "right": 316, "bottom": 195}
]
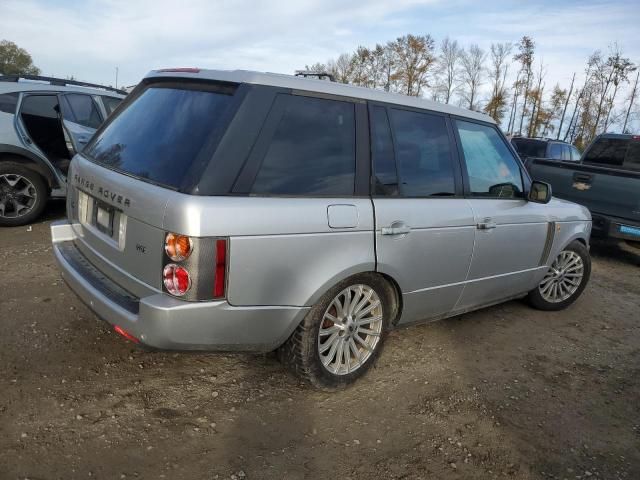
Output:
[
  {"left": 527, "top": 241, "right": 591, "bottom": 311},
  {"left": 278, "top": 273, "right": 394, "bottom": 389},
  {"left": 0, "top": 162, "right": 48, "bottom": 227}
]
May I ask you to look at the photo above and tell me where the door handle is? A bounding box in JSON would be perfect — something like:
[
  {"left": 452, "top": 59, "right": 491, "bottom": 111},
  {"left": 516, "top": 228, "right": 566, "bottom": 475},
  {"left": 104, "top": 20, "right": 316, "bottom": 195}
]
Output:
[
  {"left": 381, "top": 224, "right": 411, "bottom": 235},
  {"left": 573, "top": 173, "right": 592, "bottom": 183},
  {"left": 477, "top": 219, "right": 497, "bottom": 230}
]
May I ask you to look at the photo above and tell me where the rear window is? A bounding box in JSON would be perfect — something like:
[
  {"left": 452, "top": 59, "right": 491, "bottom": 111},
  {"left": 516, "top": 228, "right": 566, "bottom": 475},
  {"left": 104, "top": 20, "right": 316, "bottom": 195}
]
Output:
[
  {"left": 85, "top": 84, "right": 235, "bottom": 190},
  {"left": 584, "top": 137, "right": 640, "bottom": 172},
  {"left": 511, "top": 138, "right": 546, "bottom": 158}
]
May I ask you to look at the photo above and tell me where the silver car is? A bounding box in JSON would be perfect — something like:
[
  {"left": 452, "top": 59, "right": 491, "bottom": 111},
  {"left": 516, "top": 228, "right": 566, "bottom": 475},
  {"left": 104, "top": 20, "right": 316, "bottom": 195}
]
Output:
[{"left": 51, "top": 69, "right": 592, "bottom": 388}]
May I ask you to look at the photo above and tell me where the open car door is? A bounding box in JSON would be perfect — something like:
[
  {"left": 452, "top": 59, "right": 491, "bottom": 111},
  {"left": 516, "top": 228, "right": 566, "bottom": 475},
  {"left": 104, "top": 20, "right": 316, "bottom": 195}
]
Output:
[{"left": 58, "top": 93, "right": 104, "bottom": 155}]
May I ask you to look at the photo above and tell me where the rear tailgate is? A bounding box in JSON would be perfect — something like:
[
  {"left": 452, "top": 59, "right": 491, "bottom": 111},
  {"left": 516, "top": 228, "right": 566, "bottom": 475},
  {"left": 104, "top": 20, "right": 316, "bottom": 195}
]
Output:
[{"left": 66, "top": 155, "right": 169, "bottom": 296}]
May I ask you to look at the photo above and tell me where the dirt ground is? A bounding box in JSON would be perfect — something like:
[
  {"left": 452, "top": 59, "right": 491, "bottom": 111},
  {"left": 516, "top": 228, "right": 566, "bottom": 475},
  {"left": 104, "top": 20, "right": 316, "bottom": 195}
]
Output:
[{"left": 1, "top": 201, "right": 639, "bottom": 480}]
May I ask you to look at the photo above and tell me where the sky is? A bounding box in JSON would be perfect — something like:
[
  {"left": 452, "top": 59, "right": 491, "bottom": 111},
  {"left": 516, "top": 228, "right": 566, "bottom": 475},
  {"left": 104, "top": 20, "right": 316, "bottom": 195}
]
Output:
[{"left": 1, "top": 0, "right": 639, "bottom": 113}]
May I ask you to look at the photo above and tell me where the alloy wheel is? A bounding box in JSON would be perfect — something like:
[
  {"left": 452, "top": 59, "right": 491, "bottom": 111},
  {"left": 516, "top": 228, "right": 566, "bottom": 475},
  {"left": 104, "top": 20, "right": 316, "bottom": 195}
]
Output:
[
  {"left": 538, "top": 250, "right": 584, "bottom": 303},
  {"left": 0, "top": 174, "right": 38, "bottom": 219},
  {"left": 318, "top": 284, "right": 384, "bottom": 375}
]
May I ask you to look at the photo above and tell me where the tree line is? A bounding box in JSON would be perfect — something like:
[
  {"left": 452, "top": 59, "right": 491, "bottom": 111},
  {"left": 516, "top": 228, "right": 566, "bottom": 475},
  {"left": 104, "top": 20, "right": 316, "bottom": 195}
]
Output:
[{"left": 303, "top": 35, "right": 639, "bottom": 149}]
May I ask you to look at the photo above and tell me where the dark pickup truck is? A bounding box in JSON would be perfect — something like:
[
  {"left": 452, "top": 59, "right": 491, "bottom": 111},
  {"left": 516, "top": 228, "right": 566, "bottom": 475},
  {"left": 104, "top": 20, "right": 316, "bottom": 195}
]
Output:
[{"left": 528, "top": 133, "right": 640, "bottom": 241}]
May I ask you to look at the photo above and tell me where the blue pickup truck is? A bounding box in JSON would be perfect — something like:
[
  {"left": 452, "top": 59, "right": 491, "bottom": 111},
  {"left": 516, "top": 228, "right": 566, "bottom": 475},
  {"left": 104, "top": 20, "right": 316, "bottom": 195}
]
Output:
[{"left": 528, "top": 133, "right": 640, "bottom": 242}]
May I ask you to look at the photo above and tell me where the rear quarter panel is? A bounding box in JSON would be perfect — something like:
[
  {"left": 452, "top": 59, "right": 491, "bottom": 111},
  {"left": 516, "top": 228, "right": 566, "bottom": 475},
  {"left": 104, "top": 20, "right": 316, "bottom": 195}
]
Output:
[{"left": 163, "top": 196, "right": 375, "bottom": 307}]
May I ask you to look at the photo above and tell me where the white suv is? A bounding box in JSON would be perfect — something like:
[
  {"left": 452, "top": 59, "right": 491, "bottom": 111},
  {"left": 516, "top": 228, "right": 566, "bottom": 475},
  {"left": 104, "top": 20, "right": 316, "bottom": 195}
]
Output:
[{"left": 0, "top": 75, "right": 125, "bottom": 226}]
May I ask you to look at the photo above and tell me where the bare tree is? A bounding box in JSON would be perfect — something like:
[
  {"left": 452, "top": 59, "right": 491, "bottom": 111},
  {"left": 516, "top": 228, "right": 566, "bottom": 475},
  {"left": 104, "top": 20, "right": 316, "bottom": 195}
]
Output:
[
  {"left": 589, "top": 45, "right": 636, "bottom": 136},
  {"left": 433, "top": 37, "right": 462, "bottom": 104},
  {"left": 326, "top": 53, "right": 354, "bottom": 84},
  {"left": 556, "top": 73, "right": 575, "bottom": 139},
  {"left": 514, "top": 36, "right": 535, "bottom": 134},
  {"left": 459, "top": 44, "right": 486, "bottom": 110},
  {"left": 622, "top": 70, "right": 639, "bottom": 133},
  {"left": 484, "top": 42, "right": 512, "bottom": 122},
  {"left": 389, "top": 34, "right": 436, "bottom": 96}
]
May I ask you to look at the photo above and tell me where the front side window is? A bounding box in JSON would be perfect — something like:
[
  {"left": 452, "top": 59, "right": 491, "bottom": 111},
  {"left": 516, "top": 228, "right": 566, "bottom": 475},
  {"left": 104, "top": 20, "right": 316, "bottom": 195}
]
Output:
[
  {"left": 251, "top": 95, "right": 355, "bottom": 195},
  {"left": 62, "top": 94, "right": 103, "bottom": 129},
  {"left": 456, "top": 120, "right": 523, "bottom": 198},
  {"left": 388, "top": 108, "right": 456, "bottom": 197},
  {"left": 101, "top": 96, "right": 122, "bottom": 116}
]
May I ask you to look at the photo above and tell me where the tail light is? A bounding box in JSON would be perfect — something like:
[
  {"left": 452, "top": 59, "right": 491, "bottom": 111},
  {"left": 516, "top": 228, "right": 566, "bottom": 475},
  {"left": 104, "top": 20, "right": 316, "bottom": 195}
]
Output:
[
  {"left": 165, "top": 233, "right": 193, "bottom": 261},
  {"left": 163, "top": 264, "right": 192, "bottom": 296},
  {"left": 213, "top": 239, "right": 227, "bottom": 299},
  {"left": 162, "top": 233, "right": 228, "bottom": 301}
]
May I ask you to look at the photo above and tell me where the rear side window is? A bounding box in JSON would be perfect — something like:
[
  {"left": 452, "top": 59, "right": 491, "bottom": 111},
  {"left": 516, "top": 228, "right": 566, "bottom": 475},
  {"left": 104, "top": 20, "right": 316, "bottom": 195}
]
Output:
[
  {"left": 388, "top": 108, "right": 456, "bottom": 197},
  {"left": 371, "top": 105, "right": 398, "bottom": 195},
  {"left": 0, "top": 92, "right": 19, "bottom": 114},
  {"left": 583, "top": 138, "right": 628, "bottom": 167},
  {"left": 548, "top": 143, "right": 563, "bottom": 160},
  {"left": 456, "top": 120, "right": 523, "bottom": 198},
  {"left": 624, "top": 140, "right": 640, "bottom": 172},
  {"left": 101, "top": 96, "right": 122, "bottom": 116},
  {"left": 86, "top": 84, "right": 234, "bottom": 190},
  {"left": 569, "top": 145, "right": 581, "bottom": 161},
  {"left": 250, "top": 95, "right": 355, "bottom": 195},
  {"left": 61, "top": 94, "right": 103, "bottom": 129}
]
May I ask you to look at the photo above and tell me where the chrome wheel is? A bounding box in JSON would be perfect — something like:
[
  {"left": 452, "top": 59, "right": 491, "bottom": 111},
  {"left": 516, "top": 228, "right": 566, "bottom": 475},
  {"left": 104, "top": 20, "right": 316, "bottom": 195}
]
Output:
[
  {"left": 318, "top": 284, "right": 384, "bottom": 375},
  {"left": 539, "top": 250, "right": 584, "bottom": 303},
  {"left": 0, "top": 174, "right": 38, "bottom": 219}
]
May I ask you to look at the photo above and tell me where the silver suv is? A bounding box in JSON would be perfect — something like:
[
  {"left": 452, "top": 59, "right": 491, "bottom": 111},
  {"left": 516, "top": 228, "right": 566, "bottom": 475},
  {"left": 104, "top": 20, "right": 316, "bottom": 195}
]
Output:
[
  {"left": 51, "top": 69, "right": 592, "bottom": 388},
  {"left": 0, "top": 75, "right": 125, "bottom": 226}
]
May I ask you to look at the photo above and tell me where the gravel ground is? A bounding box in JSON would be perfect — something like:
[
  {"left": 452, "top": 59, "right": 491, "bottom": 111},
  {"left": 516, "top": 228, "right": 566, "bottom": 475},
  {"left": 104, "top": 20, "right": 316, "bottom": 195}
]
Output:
[{"left": 1, "top": 201, "right": 639, "bottom": 480}]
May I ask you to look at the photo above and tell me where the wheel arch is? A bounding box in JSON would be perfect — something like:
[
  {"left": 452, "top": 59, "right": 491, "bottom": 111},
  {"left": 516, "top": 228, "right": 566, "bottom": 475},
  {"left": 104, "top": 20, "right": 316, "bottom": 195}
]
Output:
[{"left": 0, "top": 144, "right": 61, "bottom": 190}]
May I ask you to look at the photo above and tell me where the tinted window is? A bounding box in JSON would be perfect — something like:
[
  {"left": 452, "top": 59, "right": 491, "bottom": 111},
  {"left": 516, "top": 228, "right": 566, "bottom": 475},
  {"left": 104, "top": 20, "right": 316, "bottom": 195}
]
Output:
[
  {"left": 102, "top": 96, "right": 122, "bottom": 116},
  {"left": 456, "top": 120, "right": 523, "bottom": 198},
  {"left": 62, "top": 94, "right": 103, "bottom": 129},
  {"left": 624, "top": 140, "right": 640, "bottom": 172},
  {"left": 0, "top": 92, "right": 19, "bottom": 114},
  {"left": 583, "top": 138, "right": 627, "bottom": 167},
  {"left": 20, "top": 94, "right": 59, "bottom": 119},
  {"left": 511, "top": 138, "right": 546, "bottom": 158},
  {"left": 569, "top": 145, "right": 582, "bottom": 161},
  {"left": 251, "top": 95, "right": 355, "bottom": 195},
  {"left": 548, "top": 143, "right": 563, "bottom": 159},
  {"left": 86, "top": 85, "right": 234, "bottom": 190},
  {"left": 389, "top": 109, "right": 455, "bottom": 197},
  {"left": 371, "top": 106, "right": 398, "bottom": 195}
]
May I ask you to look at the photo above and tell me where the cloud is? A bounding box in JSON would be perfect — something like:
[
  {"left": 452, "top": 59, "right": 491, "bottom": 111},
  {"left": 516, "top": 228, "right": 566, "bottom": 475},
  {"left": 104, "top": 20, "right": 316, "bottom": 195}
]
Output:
[{"left": 0, "top": 0, "right": 440, "bottom": 85}]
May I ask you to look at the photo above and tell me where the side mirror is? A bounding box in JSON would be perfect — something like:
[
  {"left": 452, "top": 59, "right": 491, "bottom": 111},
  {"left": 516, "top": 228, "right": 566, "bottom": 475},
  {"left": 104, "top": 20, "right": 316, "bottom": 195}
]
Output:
[{"left": 528, "top": 180, "right": 552, "bottom": 204}]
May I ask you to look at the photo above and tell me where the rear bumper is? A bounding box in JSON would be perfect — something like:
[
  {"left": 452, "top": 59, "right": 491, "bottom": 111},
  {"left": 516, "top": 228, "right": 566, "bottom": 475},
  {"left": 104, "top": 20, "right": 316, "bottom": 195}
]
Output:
[
  {"left": 51, "top": 221, "right": 308, "bottom": 352},
  {"left": 591, "top": 213, "right": 640, "bottom": 242}
]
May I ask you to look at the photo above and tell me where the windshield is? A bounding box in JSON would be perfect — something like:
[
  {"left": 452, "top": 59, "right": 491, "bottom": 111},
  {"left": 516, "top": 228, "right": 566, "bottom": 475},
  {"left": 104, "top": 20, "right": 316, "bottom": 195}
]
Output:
[{"left": 85, "top": 83, "right": 235, "bottom": 190}]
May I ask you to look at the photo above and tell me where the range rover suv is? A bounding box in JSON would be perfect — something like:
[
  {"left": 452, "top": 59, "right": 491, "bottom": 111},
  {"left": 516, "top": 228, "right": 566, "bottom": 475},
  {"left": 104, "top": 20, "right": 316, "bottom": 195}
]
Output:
[
  {"left": 51, "top": 69, "right": 592, "bottom": 388},
  {"left": 0, "top": 75, "right": 125, "bottom": 226}
]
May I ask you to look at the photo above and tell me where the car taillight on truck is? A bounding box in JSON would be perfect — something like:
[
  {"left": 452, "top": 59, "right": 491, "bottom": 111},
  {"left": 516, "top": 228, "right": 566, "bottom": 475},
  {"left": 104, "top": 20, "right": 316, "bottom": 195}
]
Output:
[{"left": 162, "top": 233, "right": 227, "bottom": 300}]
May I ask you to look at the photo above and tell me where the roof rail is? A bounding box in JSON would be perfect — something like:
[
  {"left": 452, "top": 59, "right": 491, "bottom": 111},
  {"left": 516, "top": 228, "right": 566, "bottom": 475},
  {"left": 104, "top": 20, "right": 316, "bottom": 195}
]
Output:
[
  {"left": 294, "top": 70, "right": 335, "bottom": 82},
  {"left": 0, "top": 74, "right": 127, "bottom": 95}
]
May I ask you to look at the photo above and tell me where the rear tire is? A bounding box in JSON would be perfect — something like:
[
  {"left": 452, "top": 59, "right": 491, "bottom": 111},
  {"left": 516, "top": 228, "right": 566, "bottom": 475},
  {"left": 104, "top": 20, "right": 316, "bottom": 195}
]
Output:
[
  {"left": 0, "top": 162, "right": 48, "bottom": 227},
  {"left": 527, "top": 241, "right": 591, "bottom": 311},
  {"left": 278, "top": 273, "right": 394, "bottom": 390}
]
